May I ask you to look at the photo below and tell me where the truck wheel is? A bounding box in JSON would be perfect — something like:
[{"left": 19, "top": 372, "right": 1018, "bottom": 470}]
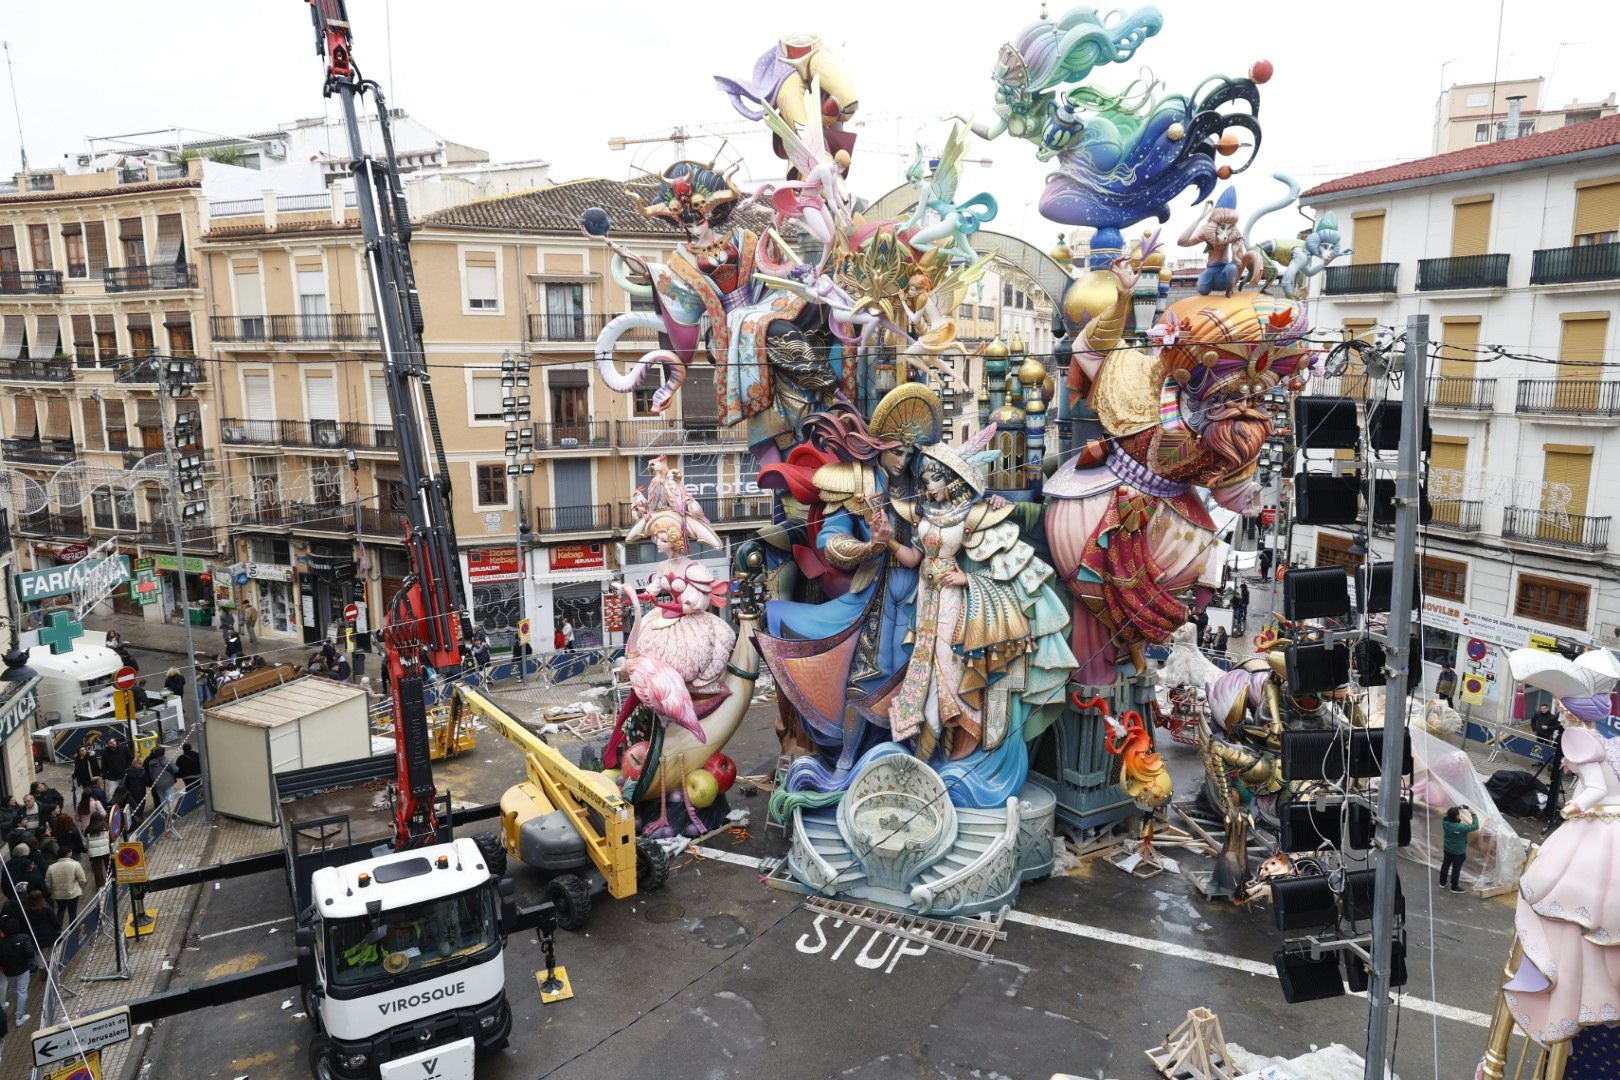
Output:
[
  {"left": 307, "top": 1035, "right": 336, "bottom": 1080},
  {"left": 544, "top": 874, "right": 592, "bottom": 931},
  {"left": 473, "top": 831, "right": 507, "bottom": 877},
  {"left": 636, "top": 838, "right": 669, "bottom": 892}
]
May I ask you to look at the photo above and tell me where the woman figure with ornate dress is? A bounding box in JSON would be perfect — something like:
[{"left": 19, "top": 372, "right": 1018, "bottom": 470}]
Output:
[
  {"left": 1499, "top": 648, "right": 1620, "bottom": 1049},
  {"left": 883, "top": 434, "right": 1077, "bottom": 808}
]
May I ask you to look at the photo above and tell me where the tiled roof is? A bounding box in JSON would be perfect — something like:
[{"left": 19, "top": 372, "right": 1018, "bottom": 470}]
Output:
[
  {"left": 0, "top": 178, "right": 200, "bottom": 205},
  {"left": 423, "top": 175, "right": 774, "bottom": 236},
  {"left": 1303, "top": 114, "right": 1620, "bottom": 199},
  {"left": 204, "top": 218, "right": 361, "bottom": 239}
]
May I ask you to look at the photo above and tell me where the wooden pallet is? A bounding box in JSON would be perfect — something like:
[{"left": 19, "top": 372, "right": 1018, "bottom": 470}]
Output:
[{"left": 802, "top": 895, "right": 1007, "bottom": 961}]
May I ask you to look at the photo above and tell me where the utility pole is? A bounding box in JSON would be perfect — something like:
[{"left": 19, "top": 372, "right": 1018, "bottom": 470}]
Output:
[
  {"left": 2, "top": 41, "right": 26, "bottom": 174},
  {"left": 1363, "top": 314, "right": 1427, "bottom": 1079}
]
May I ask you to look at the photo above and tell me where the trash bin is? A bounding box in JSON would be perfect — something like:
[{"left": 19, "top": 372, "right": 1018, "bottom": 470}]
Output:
[{"left": 188, "top": 606, "right": 211, "bottom": 627}]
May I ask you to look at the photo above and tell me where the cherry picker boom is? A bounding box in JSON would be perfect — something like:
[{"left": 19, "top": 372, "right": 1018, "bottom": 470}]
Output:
[{"left": 308, "top": 0, "right": 468, "bottom": 851}]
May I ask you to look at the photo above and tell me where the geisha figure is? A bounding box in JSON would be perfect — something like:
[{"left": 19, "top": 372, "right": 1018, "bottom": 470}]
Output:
[
  {"left": 880, "top": 434, "right": 1077, "bottom": 808},
  {"left": 966, "top": 7, "right": 1262, "bottom": 229}
]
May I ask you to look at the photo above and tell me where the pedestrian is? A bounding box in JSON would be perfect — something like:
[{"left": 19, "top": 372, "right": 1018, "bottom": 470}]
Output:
[
  {"left": 3, "top": 846, "right": 41, "bottom": 901},
  {"left": 163, "top": 667, "right": 185, "bottom": 698},
  {"left": 144, "top": 748, "right": 178, "bottom": 814},
  {"left": 84, "top": 814, "right": 110, "bottom": 890},
  {"left": 224, "top": 629, "right": 244, "bottom": 661},
  {"left": 100, "top": 736, "right": 132, "bottom": 795},
  {"left": 1234, "top": 583, "right": 1250, "bottom": 631},
  {"left": 22, "top": 889, "right": 60, "bottom": 970},
  {"left": 553, "top": 627, "right": 566, "bottom": 652},
  {"left": 16, "top": 797, "right": 38, "bottom": 836},
  {"left": 1191, "top": 607, "right": 1209, "bottom": 647},
  {"left": 1436, "top": 664, "right": 1457, "bottom": 708},
  {"left": 330, "top": 653, "right": 351, "bottom": 682},
  {"left": 241, "top": 600, "right": 259, "bottom": 645},
  {"left": 115, "top": 645, "right": 138, "bottom": 674},
  {"left": 49, "top": 814, "right": 83, "bottom": 862},
  {"left": 74, "top": 789, "right": 106, "bottom": 833},
  {"left": 471, "top": 629, "right": 491, "bottom": 670},
  {"left": 121, "top": 760, "right": 149, "bottom": 813},
  {"left": 30, "top": 782, "right": 63, "bottom": 820},
  {"left": 44, "top": 849, "right": 85, "bottom": 925},
  {"left": 0, "top": 922, "right": 32, "bottom": 1026},
  {"left": 1258, "top": 548, "right": 1273, "bottom": 580},
  {"left": 352, "top": 635, "right": 368, "bottom": 684},
  {"left": 1440, "top": 806, "right": 1480, "bottom": 893},
  {"left": 175, "top": 743, "right": 201, "bottom": 791},
  {"left": 218, "top": 604, "right": 235, "bottom": 647},
  {"left": 561, "top": 618, "right": 575, "bottom": 650},
  {"left": 70, "top": 747, "right": 98, "bottom": 807},
  {"left": 105, "top": 629, "right": 123, "bottom": 651},
  {"left": 1213, "top": 627, "right": 1229, "bottom": 655}
]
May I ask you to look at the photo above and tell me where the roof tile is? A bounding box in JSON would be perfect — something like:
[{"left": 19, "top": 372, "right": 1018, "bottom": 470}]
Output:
[
  {"left": 1303, "top": 114, "right": 1620, "bottom": 200},
  {"left": 423, "top": 175, "right": 774, "bottom": 236}
]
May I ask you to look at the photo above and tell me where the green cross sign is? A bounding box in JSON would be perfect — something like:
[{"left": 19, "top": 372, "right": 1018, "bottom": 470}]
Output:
[{"left": 40, "top": 612, "right": 85, "bottom": 655}]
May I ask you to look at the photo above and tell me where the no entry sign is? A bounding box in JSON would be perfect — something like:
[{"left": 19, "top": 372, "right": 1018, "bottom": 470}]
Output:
[{"left": 113, "top": 667, "right": 138, "bottom": 691}]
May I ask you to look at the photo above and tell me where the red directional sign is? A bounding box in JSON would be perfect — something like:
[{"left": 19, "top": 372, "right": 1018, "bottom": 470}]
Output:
[
  {"left": 343, "top": 603, "right": 359, "bottom": 624},
  {"left": 113, "top": 667, "right": 138, "bottom": 691}
]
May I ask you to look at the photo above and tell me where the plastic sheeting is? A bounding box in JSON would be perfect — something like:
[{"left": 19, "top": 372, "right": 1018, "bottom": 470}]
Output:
[{"left": 1405, "top": 717, "right": 1528, "bottom": 893}]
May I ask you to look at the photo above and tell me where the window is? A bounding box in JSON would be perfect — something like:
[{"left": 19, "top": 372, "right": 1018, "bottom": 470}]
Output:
[
  {"left": 104, "top": 399, "right": 128, "bottom": 450},
  {"left": 1496, "top": 119, "right": 1536, "bottom": 140},
  {"left": 1450, "top": 196, "right": 1493, "bottom": 258},
  {"left": 543, "top": 283, "right": 585, "bottom": 340},
  {"left": 1474, "top": 123, "right": 1490, "bottom": 143},
  {"left": 957, "top": 304, "right": 973, "bottom": 319},
  {"left": 119, "top": 218, "right": 144, "bottom": 266},
  {"left": 470, "top": 377, "right": 504, "bottom": 422},
  {"left": 94, "top": 315, "right": 117, "bottom": 360},
  {"left": 978, "top": 305, "right": 994, "bottom": 320},
  {"left": 632, "top": 384, "right": 660, "bottom": 417},
  {"left": 28, "top": 225, "right": 51, "bottom": 271},
  {"left": 1573, "top": 179, "right": 1620, "bottom": 246},
  {"left": 90, "top": 488, "right": 136, "bottom": 531},
  {"left": 549, "top": 371, "right": 589, "bottom": 436},
  {"left": 463, "top": 251, "right": 498, "bottom": 312},
  {"left": 1314, "top": 533, "right": 1361, "bottom": 570},
  {"left": 1465, "top": 92, "right": 1489, "bottom": 108},
  {"left": 310, "top": 462, "right": 343, "bottom": 507},
  {"left": 476, "top": 463, "right": 508, "bottom": 508},
  {"left": 80, "top": 400, "right": 104, "bottom": 450},
  {"left": 127, "top": 314, "right": 154, "bottom": 358},
  {"left": 62, "top": 224, "right": 85, "bottom": 277},
  {"left": 1515, "top": 574, "right": 1590, "bottom": 630},
  {"left": 1421, "top": 555, "right": 1466, "bottom": 603},
  {"left": 1002, "top": 283, "right": 1013, "bottom": 306},
  {"left": 165, "top": 314, "right": 194, "bottom": 358},
  {"left": 1350, "top": 211, "right": 1386, "bottom": 265},
  {"left": 296, "top": 266, "right": 328, "bottom": 320}
]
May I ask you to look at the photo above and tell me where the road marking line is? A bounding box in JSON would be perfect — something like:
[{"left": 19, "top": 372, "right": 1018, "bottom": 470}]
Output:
[
  {"left": 690, "top": 846, "right": 1492, "bottom": 1027},
  {"left": 197, "top": 916, "right": 293, "bottom": 941}
]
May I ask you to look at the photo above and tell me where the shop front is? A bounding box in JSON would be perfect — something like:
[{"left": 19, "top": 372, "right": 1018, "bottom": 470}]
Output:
[
  {"left": 299, "top": 545, "right": 360, "bottom": 646},
  {"left": 535, "top": 542, "right": 611, "bottom": 650},
  {"left": 153, "top": 552, "right": 214, "bottom": 627},
  {"left": 464, "top": 545, "right": 524, "bottom": 650},
  {"left": 0, "top": 678, "right": 38, "bottom": 800}
]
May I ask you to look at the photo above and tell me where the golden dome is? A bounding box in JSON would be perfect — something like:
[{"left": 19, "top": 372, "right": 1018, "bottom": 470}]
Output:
[
  {"left": 1049, "top": 233, "right": 1074, "bottom": 266},
  {"left": 1159, "top": 264, "right": 1175, "bottom": 284},
  {"left": 1010, "top": 333, "right": 1026, "bottom": 355},
  {"left": 1141, "top": 231, "right": 1166, "bottom": 271},
  {"left": 1027, "top": 397, "right": 1047, "bottom": 414},
  {"left": 1063, "top": 268, "right": 1123, "bottom": 325},
  {"left": 992, "top": 402, "right": 1026, "bottom": 425},
  {"left": 984, "top": 338, "right": 1010, "bottom": 358},
  {"left": 1018, "top": 356, "right": 1047, "bottom": 385}
]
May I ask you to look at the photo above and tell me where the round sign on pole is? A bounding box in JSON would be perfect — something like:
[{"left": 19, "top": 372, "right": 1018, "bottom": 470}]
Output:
[
  {"left": 1465, "top": 638, "right": 1487, "bottom": 662},
  {"left": 113, "top": 667, "right": 138, "bottom": 691},
  {"left": 343, "top": 603, "right": 359, "bottom": 624},
  {"left": 234, "top": 571, "right": 250, "bottom": 587}
]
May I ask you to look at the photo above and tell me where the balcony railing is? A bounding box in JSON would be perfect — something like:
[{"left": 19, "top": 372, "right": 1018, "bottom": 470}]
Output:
[
  {"left": 1314, "top": 373, "right": 1372, "bottom": 400},
  {"left": 0, "top": 358, "right": 74, "bottom": 383},
  {"left": 286, "top": 502, "right": 356, "bottom": 534},
  {"left": 1503, "top": 507, "right": 1611, "bottom": 552},
  {"left": 1323, "top": 263, "right": 1398, "bottom": 295},
  {"left": 123, "top": 448, "right": 169, "bottom": 470},
  {"left": 1515, "top": 379, "right": 1620, "bottom": 417},
  {"left": 209, "top": 313, "right": 380, "bottom": 344},
  {"left": 535, "top": 503, "right": 613, "bottom": 535},
  {"left": 1416, "top": 254, "right": 1509, "bottom": 291},
  {"left": 220, "top": 419, "right": 280, "bottom": 445},
  {"left": 0, "top": 438, "right": 77, "bottom": 466},
  {"left": 615, "top": 419, "right": 744, "bottom": 451},
  {"left": 102, "top": 263, "right": 198, "bottom": 292},
  {"left": 228, "top": 498, "right": 295, "bottom": 529},
  {"left": 1428, "top": 377, "right": 1496, "bottom": 411},
  {"left": 16, "top": 512, "right": 87, "bottom": 539},
  {"left": 270, "top": 419, "right": 400, "bottom": 451},
  {"left": 359, "top": 507, "right": 408, "bottom": 537},
  {"left": 136, "top": 521, "right": 218, "bottom": 549},
  {"left": 0, "top": 269, "right": 64, "bottom": 295},
  {"left": 1426, "top": 499, "right": 1482, "bottom": 534},
  {"left": 527, "top": 312, "right": 661, "bottom": 344},
  {"left": 621, "top": 495, "right": 770, "bottom": 530},
  {"left": 1530, "top": 242, "right": 1620, "bottom": 286},
  {"left": 533, "top": 421, "right": 612, "bottom": 449}
]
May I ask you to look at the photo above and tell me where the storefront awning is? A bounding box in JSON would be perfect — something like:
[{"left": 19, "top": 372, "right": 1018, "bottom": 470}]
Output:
[{"left": 536, "top": 569, "right": 612, "bottom": 587}]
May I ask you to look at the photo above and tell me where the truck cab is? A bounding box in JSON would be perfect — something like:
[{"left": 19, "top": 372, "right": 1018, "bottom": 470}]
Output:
[{"left": 298, "top": 837, "right": 513, "bottom": 1079}]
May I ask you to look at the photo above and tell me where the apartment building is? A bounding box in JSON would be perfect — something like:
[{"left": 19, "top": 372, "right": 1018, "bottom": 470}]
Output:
[
  {"left": 1433, "top": 77, "right": 1617, "bottom": 155},
  {"left": 201, "top": 177, "right": 774, "bottom": 648},
  {"left": 0, "top": 160, "right": 223, "bottom": 625},
  {"left": 1295, "top": 115, "right": 1620, "bottom": 722}
]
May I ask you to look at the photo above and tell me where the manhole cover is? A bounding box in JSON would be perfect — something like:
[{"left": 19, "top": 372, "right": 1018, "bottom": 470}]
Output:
[{"left": 643, "top": 901, "right": 686, "bottom": 924}]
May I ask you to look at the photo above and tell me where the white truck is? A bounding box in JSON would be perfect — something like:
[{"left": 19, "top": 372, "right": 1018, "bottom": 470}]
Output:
[{"left": 293, "top": 831, "right": 519, "bottom": 1080}]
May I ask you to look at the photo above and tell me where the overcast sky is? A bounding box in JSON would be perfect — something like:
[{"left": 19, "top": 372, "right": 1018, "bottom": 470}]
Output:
[{"left": 3, "top": 1, "right": 1616, "bottom": 246}]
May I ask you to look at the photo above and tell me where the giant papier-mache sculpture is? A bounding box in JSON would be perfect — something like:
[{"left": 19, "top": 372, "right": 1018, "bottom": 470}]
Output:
[{"left": 578, "top": 9, "right": 1310, "bottom": 916}]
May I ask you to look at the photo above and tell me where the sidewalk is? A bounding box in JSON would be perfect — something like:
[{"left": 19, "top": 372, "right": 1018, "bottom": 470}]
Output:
[{"left": 82, "top": 610, "right": 229, "bottom": 659}]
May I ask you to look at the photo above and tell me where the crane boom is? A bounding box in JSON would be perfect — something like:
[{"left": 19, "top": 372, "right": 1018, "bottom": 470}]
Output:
[{"left": 307, "top": 0, "right": 469, "bottom": 849}]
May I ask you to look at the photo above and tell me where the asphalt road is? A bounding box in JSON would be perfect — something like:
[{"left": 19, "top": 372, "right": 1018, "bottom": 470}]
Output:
[{"left": 136, "top": 713, "right": 1517, "bottom": 1080}]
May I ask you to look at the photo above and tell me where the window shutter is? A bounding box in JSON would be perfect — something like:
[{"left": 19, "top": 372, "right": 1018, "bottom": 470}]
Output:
[
  {"left": 1429, "top": 436, "right": 1467, "bottom": 481},
  {"left": 681, "top": 366, "right": 719, "bottom": 424},
  {"left": 1556, "top": 315, "right": 1608, "bottom": 410},
  {"left": 13, "top": 399, "right": 35, "bottom": 439},
  {"left": 244, "top": 374, "right": 273, "bottom": 421},
  {"left": 466, "top": 264, "right": 498, "bottom": 305},
  {"left": 470, "top": 377, "right": 505, "bottom": 419},
  {"left": 153, "top": 213, "right": 184, "bottom": 264},
  {"left": 305, "top": 373, "right": 338, "bottom": 421},
  {"left": 553, "top": 458, "right": 592, "bottom": 505},
  {"left": 32, "top": 318, "right": 60, "bottom": 358},
  {"left": 370, "top": 374, "right": 392, "bottom": 427},
  {"left": 1542, "top": 447, "right": 1593, "bottom": 518},
  {"left": 1573, "top": 180, "right": 1620, "bottom": 240},
  {"left": 134, "top": 398, "right": 163, "bottom": 428},
  {"left": 84, "top": 220, "right": 108, "bottom": 272},
  {"left": 1439, "top": 319, "right": 1480, "bottom": 380},
  {"left": 1350, "top": 213, "right": 1385, "bottom": 265},
  {"left": 1450, "top": 198, "right": 1493, "bottom": 258},
  {"left": 72, "top": 314, "right": 94, "bottom": 355},
  {"left": 43, "top": 398, "right": 71, "bottom": 439},
  {"left": 81, "top": 399, "right": 104, "bottom": 449},
  {"left": 234, "top": 265, "right": 265, "bottom": 318},
  {"left": 0, "top": 316, "right": 24, "bottom": 360},
  {"left": 464, "top": 252, "right": 497, "bottom": 269}
]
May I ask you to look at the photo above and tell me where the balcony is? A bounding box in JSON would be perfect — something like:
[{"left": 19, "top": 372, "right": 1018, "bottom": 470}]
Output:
[
  {"left": 0, "top": 358, "right": 74, "bottom": 383},
  {"left": 102, "top": 263, "right": 198, "bottom": 292},
  {"left": 532, "top": 421, "right": 612, "bottom": 450},
  {"left": 1503, "top": 507, "right": 1611, "bottom": 552},
  {"left": 136, "top": 520, "right": 218, "bottom": 550},
  {"left": 123, "top": 448, "right": 168, "bottom": 470},
  {"left": 1428, "top": 377, "right": 1496, "bottom": 411},
  {"left": 1515, "top": 379, "right": 1620, "bottom": 418},
  {"left": 527, "top": 312, "right": 661, "bottom": 344},
  {"left": 1426, "top": 499, "right": 1482, "bottom": 534},
  {"left": 621, "top": 495, "right": 770, "bottom": 530},
  {"left": 1416, "top": 254, "right": 1509, "bottom": 292},
  {"left": 1, "top": 438, "right": 77, "bottom": 466},
  {"left": 359, "top": 507, "right": 408, "bottom": 538},
  {"left": 1530, "top": 242, "right": 1620, "bottom": 286},
  {"left": 286, "top": 502, "right": 356, "bottom": 534},
  {"left": 0, "top": 269, "right": 64, "bottom": 295},
  {"left": 535, "top": 504, "right": 613, "bottom": 536},
  {"left": 1314, "top": 374, "right": 1372, "bottom": 400},
  {"left": 1323, "top": 263, "right": 1398, "bottom": 296},
  {"left": 273, "top": 419, "right": 400, "bottom": 451},
  {"left": 615, "top": 419, "right": 744, "bottom": 452},
  {"left": 229, "top": 498, "right": 295, "bottom": 529},
  {"left": 209, "top": 313, "right": 380, "bottom": 344},
  {"left": 15, "top": 511, "right": 87, "bottom": 539},
  {"left": 220, "top": 419, "right": 281, "bottom": 446}
]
